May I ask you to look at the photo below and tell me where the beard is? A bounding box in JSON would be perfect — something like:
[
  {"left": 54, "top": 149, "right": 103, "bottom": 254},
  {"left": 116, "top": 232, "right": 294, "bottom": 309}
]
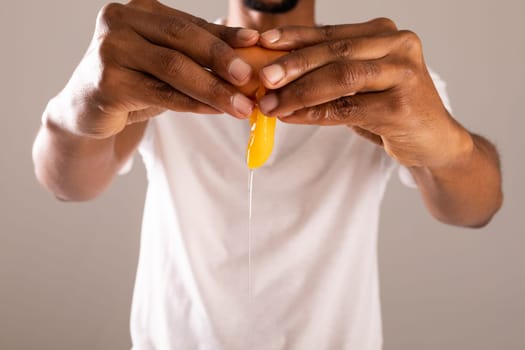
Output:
[{"left": 243, "top": 0, "right": 300, "bottom": 14}]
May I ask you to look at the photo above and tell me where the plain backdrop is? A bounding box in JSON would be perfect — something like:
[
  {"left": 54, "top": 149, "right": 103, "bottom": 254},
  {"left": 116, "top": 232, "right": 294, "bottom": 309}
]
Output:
[{"left": 1, "top": 0, "right": 523, "bottom": 349}]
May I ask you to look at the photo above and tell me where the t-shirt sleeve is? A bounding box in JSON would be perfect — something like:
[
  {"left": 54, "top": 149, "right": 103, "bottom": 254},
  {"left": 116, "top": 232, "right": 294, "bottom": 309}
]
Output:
[
  {"left": 117, "top": 155, "right": 134, "bottom": 176},
  {"left": 398, "top": 68, "right": 452, "bottom": 188}
]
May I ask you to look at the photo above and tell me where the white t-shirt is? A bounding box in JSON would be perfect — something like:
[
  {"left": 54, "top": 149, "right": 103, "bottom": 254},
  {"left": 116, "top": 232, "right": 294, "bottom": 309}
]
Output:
[{"left": 125, "top": 71, "right": 450, "bottom": 350}]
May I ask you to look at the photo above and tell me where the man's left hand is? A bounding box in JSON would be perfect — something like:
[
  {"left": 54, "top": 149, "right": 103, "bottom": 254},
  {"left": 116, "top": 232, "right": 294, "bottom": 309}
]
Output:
[{"left": 257, "top": 18, "right": 473, "bottom": 169}]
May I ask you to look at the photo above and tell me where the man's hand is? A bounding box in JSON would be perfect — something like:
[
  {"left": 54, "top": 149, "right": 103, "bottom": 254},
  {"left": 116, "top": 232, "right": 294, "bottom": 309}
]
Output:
[
  {"left": 34, "top": 0, "right": 262, "bottom": 201},
  {"left": 256, "top": 18, "right": 472, "bottom": 170},
  {"left": 52, "top": 0, "right": 259, "bottom": 139},
  {"left": 256, "top": 18, "right": 502, "bottom": 227}
]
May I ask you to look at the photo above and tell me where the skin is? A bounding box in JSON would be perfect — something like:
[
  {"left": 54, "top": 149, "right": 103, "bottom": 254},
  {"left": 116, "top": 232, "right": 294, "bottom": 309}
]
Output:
[{"left": 33, "top": 0, "right": 502, "bottom": 227}]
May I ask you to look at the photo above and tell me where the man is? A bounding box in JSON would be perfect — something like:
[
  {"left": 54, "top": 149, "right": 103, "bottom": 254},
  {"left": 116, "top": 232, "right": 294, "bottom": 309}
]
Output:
[{"left": 32, "top": 0, "right": 503, "bottom": 349}]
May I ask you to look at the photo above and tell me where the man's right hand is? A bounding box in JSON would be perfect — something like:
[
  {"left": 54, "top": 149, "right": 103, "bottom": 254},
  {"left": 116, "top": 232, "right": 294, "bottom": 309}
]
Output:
[
  {"left": 52, "top": 0, "right": 258, "bottom": 139},
  {"left": 34, "top": 0, "right": 260, "bottom": 201}
]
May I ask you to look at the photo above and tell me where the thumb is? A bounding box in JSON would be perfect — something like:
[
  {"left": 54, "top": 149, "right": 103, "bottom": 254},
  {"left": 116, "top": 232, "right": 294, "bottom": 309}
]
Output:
[{"left": 205, "top": 22, "right": 260, "bottom": 48}]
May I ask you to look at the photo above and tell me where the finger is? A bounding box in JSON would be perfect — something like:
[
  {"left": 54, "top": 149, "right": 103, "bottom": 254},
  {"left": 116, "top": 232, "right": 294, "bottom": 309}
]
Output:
[
  {"left": 121, "top": 5, "right": 257, "bottom": 86},
  {"left": 259, "top": 17, "right": 398, "bottom": 50},
  {"left": 260, "top": 32, "right": 407, "bottom": 89},
  {"left": 205, "top": 22, "right": 260, "bottom": 48},
  {"left": 122, "top": 70, "right": 221, "bottom": 115},
  {"left": 128, "top": 0, "right": 202, "bottom": 21},
  {"left": 141, "top": 0, "right": 260, "bottom": 47},
  {"left": 277, "top": 91, "right": 398, "bottom": 131},
  {"left": 259, "top": 59, "right": 403, "bottom": 116},
  {"left": 122, "top": 35, "right": 254, "bottom": 119}
]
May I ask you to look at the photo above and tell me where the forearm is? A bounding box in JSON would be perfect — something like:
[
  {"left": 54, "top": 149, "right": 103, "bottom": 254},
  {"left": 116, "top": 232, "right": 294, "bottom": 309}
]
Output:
[
  {"left": 409, "top": 133, "right": 503, "bottom": 228},
  {"left": 32, "top": 98, "right": 121, "bottom": 201}
]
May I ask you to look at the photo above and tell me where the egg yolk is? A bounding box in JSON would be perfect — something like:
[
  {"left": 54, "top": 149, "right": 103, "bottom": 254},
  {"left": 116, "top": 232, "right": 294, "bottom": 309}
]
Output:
[
  {"left": 246, "top": 87, "right": 276, "bottom": 169},
  {"left": 234, "top": 47, "right": 288, "bottom": 169}
]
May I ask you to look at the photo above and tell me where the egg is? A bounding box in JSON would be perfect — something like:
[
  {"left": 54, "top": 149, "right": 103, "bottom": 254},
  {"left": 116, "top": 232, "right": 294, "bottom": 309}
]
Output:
[{"left": 234, "top": 46, "right": 288, "bottom": 169}]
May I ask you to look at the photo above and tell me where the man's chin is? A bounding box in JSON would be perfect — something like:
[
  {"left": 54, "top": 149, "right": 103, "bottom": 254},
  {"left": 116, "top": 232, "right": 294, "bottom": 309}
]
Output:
[{"left": 243, "top": 0, "right": 299, "bottom": 14}]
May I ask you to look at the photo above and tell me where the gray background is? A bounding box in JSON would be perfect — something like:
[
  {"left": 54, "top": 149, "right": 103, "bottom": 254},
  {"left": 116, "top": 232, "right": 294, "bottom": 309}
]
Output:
[{"left": 1, "top": 0, "right": 523, "bottom": 349}]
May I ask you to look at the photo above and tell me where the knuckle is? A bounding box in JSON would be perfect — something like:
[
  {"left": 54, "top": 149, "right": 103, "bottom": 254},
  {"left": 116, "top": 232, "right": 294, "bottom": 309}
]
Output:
[
  {"left": 334, "top": 62, "right": 379, "bottom": 92},
  {"left": 96, "top": 34, "right": 119, "bottom": 61},
  {"left": 398, "top": 30, "right": 423, "bottom": 62},
  {"left": 208, "top": 40, "right": 231, "bottom": 63},
  {"left": 214, "top": 29, "right": 234, "bottom": 44},
  {"left": 163, "top": 17, "right": 192, "bottom": 39},
  {"left": 327, "top": 39, "right": 354, "bottom": 58},
  {"left": 155, "top": 84, "right": 178, "bottom": 106},
  {"left": 178, "top": 96, "right": 199, "bottom": 110},
  {"left": 371, "top": 17, "right": 398, "bottom": 32},
  {"left": 284, "top": 50, "right": 310, "bottom": 75},
  {"left": 188, "top": 16, "right": 207, "bottom": 27},
  {"left": 207, "top": 78, "right": 230, "bottom": 101},
  {"left": 334, "top": 63, "right": 360, "bottom": 90},
  {"left": 127, "top": 0, "right": 156, "bottom": 11},
  {"left": 97, "top": 3, "right": 125, "bottom": 28},
  {"left": 332, "top": 97, "right": 360, "bottom": 121},
  {"left": 289, "top": 80, "right": 313, "bottom": 108},
  {"left": 142, "top": 77, "right": 180, "bottom": 108},
  {"left": 321, "top": 25, "right": 336, "bottom": 39},
  {"left": 159, "top": 52, "right": 185, "bottom": 76},
  {"left": 398, "top": 30, "right": 423, "bottom": 52},
  {"left": 308, "top": 106, "right": 328, "bottom": 123},
  {"left": 393, "top": 55, "right": 419, "bottom": 83},
  {"left": 402, "top": 65, "right": 417, "bottom": 81},
  {"left": 361, "top": 61, "right": 380, "bottom": 79},
  {"left": 141, "top": 76, "right": 161, "bottom": 92}
]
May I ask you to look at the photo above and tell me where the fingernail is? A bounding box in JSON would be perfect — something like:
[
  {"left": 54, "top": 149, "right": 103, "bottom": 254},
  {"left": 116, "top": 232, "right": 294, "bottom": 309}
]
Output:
[
  {"left": 259, "top": 93, "right": 279, "bottom": 114},
  {"left": 237, "top": 28, "right": 259, "bottom": 41},
  {"left": 261, "top": 29, "right": 281, "bottom": 44},
  {"left": 229, "top": 58, "right": 252, "bottom": 84},
  {"left": 232, "top": 93, "right": 254, "bottom": 118},
  {"left": 261, "top": 64, "right": 285, "bottom": 85}
]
